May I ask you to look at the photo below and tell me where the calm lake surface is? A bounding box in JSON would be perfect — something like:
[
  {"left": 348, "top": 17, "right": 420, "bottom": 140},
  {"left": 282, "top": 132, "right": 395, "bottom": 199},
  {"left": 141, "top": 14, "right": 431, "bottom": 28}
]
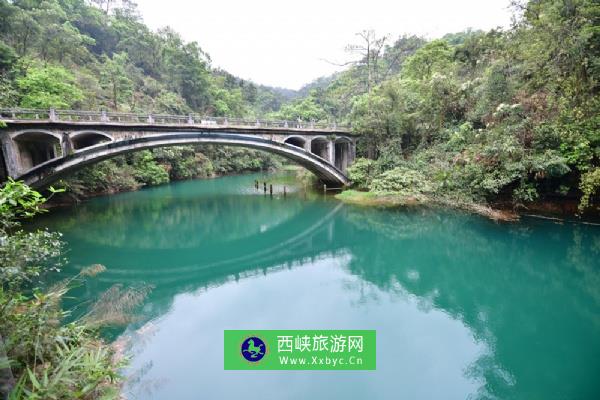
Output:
[{"left": 36, "top": 173, "right": 600, "bottom": 400}]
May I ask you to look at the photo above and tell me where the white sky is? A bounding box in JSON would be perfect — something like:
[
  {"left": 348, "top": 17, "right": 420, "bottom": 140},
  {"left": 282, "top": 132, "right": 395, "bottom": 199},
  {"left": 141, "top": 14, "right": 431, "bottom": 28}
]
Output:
[{"left": 135, "top": 0, "right": 513, "bottom": 90}]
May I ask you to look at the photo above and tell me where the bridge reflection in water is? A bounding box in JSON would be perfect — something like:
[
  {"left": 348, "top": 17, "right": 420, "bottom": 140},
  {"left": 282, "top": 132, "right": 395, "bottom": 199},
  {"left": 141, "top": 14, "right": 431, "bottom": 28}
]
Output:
[{"left": 34, "top": 175, "right": 600, "bottom": 400}]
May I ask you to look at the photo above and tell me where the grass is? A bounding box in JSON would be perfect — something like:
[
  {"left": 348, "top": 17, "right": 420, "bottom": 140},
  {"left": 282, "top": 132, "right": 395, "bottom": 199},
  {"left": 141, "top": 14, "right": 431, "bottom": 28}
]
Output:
[
  {"left": 336, "top": 189, "right": 519, "bottom": 221},
  {"left": 335, "top": 190, "right": 422, "bottom": 207}
]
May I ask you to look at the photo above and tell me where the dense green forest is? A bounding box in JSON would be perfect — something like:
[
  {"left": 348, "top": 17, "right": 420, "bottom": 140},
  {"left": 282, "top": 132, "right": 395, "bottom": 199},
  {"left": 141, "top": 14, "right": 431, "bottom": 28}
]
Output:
[
  {"left": 283, "top": 1, "right": 599, "bottom": 215},
  {"left": 0, "top": 1, "right": 294, "bottom": 114},
  {"left": 0, "top": 0, "right": 292, "bottom": 197},
  {"left": 2, "top": 0, "right": 598, "bottom": 213}
]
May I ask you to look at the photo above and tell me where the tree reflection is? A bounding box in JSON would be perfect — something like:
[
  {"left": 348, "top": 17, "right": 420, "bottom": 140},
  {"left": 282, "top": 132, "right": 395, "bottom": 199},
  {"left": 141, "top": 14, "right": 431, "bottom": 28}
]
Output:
[{"left": 342, "top": 205, "right": 600, "bottom": 399}]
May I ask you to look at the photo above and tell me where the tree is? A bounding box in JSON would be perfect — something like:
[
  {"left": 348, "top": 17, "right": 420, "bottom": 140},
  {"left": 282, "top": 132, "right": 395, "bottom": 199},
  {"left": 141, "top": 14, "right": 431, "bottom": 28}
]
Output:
[
  {"left": 272, "top": 94, "right": 327, "bottom": 122},
  {"left": 99, "top": 52, "right": 133, "bottom": 109},
  {"left": 402, "top": 40, "right": 454, "bottom": 80},
  {"left": 17, "top": 64, "right": 83, "bottom": 109},
  {"left": 380, "top": 35, "right": 426, "bottom": 80},
  {"left": 33, "top": 1, "right": 95, "bottom": 64},
  {"left": 344, "top": 30, "right": 389, "bottom": 94},
  {"left": 158, "top": 28, "right": 212, "bottom": 111}
]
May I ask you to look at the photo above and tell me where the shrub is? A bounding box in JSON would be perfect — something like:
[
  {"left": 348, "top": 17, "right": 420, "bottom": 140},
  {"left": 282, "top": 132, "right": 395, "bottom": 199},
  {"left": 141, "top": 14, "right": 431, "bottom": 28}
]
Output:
[
  {"left": 371, "top": 166, "right": 434, "bottom": 197},
  {"left": 0, "top": 181, "right": 123, "bottom": 399},
  {"left": 348, "top": 158, "right": 377, "bottom": 190},
  {"left": 131, "top": 150, "right": 169, "bottom": 186},
  {"left": 579, "top": 168, "right": 600, "bottom": 211}
]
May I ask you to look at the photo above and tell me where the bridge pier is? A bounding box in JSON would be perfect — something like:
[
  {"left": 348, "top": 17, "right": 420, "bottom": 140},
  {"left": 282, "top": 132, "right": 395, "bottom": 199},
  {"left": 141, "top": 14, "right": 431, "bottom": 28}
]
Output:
[
  {"left": 334, "top": 138, "right": 354, "bottom": 173},
  {"left": 328, "top": 140, "right": 335, "bottom": 167},
  {"left": 0, "top": 135, "right": 19, "bottom": 177}
]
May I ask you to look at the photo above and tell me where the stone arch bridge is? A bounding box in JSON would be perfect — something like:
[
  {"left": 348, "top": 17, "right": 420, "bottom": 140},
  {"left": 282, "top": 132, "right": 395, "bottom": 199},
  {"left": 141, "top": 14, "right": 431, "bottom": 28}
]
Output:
[{"left": 0, "top": 109, "right": 356, "bottom": 188}]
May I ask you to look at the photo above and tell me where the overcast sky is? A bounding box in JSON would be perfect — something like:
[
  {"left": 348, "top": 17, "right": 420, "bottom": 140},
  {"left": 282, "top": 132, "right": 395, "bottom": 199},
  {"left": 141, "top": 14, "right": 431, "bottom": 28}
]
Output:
[{"left": 135, "top": 0, "right": 513, "bottom": 90}]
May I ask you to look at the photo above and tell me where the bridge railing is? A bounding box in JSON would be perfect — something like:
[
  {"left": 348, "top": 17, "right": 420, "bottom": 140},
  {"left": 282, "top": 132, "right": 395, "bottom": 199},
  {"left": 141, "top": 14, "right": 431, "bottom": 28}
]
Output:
[{"left": 0, "top": 108, "right": 350, "bottom": 131}]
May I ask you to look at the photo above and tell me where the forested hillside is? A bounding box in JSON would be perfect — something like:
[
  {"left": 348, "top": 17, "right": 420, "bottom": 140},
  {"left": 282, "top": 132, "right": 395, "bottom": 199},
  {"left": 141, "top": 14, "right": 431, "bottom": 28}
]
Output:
[
  {"left": 1, "top": 0, "right": 598, "bottom": 214},
  {"left": 285, "top": 1, "right": 599, "bottom": 215},
  {"left": 0, "top": 0, "right": 290, "bottom": 197},
  {"left": 0, "top": 0, "right": 292, "bottom": 115}
]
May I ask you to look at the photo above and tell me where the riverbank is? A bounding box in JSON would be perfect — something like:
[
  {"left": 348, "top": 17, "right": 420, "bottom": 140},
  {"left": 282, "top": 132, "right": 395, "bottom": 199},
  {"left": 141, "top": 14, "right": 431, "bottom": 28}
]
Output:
[
  {"left": 333, "top": 189, "right": 595, "bottom": 223},
  {"left": 335, "top": 190, "right": 519, "bottom": 221}
]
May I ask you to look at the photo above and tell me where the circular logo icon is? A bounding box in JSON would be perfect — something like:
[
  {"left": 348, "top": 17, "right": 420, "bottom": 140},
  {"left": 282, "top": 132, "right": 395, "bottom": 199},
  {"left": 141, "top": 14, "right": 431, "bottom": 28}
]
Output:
[{"left": 241, "top": 336, "right": 266, "bottom": 362}]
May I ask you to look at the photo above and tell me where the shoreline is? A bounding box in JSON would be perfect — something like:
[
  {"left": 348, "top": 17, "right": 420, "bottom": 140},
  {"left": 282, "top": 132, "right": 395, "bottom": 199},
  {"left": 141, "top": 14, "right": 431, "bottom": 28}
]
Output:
[
  {"left": 43, "top": 169, "right": 281, "bottom": 209},
  {"left": 335, "top": 189, "right": 599, "bottom": 224},
  {"left": 43, "top": 172, "right": 598, "bottom": 224}
]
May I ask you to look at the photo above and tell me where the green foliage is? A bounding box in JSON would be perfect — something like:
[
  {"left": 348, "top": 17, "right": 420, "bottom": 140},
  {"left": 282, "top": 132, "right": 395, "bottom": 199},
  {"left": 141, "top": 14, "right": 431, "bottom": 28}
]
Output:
[
  {"left": 1, "top": 0, "right": 597, "bottom": 214},
  {"left": 579, "top": 168, "right": 600, "bottom": 211},
  {"left": 99, "top": 52, "right": 133, "bottom": 110},
  {"left": 0, "top": 181, "right": 122, "bottom": 399},
  {"left": 0, "top": 179, "right": 46, "bottom": 222},
  {"left": 0, "top": 0, "right": 286, "bottom": 197},
  {"left": 347, "top": 158, "right": 377, "bottom": 190},
  {"left": 339, "top": 0, "right": 600, "bottom": 212},
  {"left": 130, "top": 150, "right": 169, "bottom": 186},
  {"left": 371, "top": 166, "right": 434, "bottom": 197},
  {"left": 16, "top": 64, "right": 83, "bottom": 109},
  {"left": 0, "top": 0, "right": 291, "bottom": 117},
  {"left": 0, "top": 40, "right": 16, "bottom": 71},
  {"left": 402, "top": 40, "right": 453, "bottom": 80},
  {"left": 201, "top": 145, "right": 283, "bottom": 175},
  {"left": 271, "top": 95, "right": 328, "bottom": 122},
  {"left": 1, "top": 286, "right": 121, "bottom": 400},
  {"left": 154, "top": 92, "right": 190, "bottom": 114},
  {"left": 64, "top": 157, "right": 140, "bottom": 199},
  {"left": 153, "top": 146, "right": 213, "bottom": 180}
]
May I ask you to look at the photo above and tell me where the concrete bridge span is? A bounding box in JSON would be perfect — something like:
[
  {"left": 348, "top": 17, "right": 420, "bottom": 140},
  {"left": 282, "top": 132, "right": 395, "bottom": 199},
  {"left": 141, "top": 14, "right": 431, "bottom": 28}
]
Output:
[{"left": 0, "top": 109, "right": 357, "bottom": 188}]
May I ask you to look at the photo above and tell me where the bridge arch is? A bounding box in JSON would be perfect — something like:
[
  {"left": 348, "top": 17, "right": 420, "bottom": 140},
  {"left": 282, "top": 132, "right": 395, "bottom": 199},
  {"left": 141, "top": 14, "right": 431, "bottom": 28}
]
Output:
[
  {"left": 283, "top": 136, "right": 306, "bottom": 149},
  {"left": 71, "top": 130, "right": 113, "bottom": 151},
  {"left": 17, "top": 132, "right": 350, "bottom": 189},
  {"left": 11, "top": 130, "right": 63, "bottom": 171},
  {"left": 310, "top": 136, "right": 331, "bottom": 161}
]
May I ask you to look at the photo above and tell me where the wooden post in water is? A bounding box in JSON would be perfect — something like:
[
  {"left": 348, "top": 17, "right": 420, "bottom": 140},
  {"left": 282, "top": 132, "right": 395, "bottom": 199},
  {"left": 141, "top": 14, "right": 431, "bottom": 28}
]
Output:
[
  {"left": 269, "top": 184, "right": 273, "bottom": 196},
  {"left": 283, "top": 186, "right": 287, "bottom": 197},
  {"left": 263, "top": 182, "right": 267, "bottom": 193}
]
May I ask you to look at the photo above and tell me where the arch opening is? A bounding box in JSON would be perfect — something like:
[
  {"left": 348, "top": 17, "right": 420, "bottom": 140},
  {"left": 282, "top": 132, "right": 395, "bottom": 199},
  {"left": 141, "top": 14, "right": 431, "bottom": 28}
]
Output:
[
  {"left": 13, "top": 131, "right": 61, "bottom": 171},
  {"left": 310, "top": 137, "right": 330, "bottom": 161},
  {"left": 72, "top": 132, "right": 112, "bottom": 150},
  {"left": 284, "top": 136, "right": 306, "bottom": 149}
]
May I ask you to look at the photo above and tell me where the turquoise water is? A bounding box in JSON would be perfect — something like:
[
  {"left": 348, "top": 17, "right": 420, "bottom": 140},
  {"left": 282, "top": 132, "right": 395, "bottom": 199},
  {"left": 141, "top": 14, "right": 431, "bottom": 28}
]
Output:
[{"left": 36, "top": 173, "right": 600, "bottom": 399}]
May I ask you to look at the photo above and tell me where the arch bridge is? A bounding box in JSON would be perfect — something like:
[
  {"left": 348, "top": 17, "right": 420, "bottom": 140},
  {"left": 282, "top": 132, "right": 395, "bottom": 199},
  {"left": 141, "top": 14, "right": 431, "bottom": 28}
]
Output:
[{"left": 0, "top": 109, "right": 356, "bottom": 188}]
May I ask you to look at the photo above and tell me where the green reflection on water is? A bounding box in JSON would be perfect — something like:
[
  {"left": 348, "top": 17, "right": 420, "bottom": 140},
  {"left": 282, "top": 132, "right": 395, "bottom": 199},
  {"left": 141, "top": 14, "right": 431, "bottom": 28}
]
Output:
[{"left": 36, "top": 173, "right": 600, "bottom": 400}]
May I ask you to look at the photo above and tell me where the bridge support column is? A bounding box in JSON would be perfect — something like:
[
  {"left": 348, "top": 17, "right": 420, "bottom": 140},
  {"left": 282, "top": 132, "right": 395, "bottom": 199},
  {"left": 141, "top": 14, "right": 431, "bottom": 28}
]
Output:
[
  {"left": 0, "top": 136, "right": 21, "bottom": 178},
  {"left": 61, "top": 133, "right": 73, "bottom": 156},
  {"left": 328, "top": 140, "right": 335, "bottom": 165},
  {"left": 349, "top": 141, "right": 356, "bottom": 165}
]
